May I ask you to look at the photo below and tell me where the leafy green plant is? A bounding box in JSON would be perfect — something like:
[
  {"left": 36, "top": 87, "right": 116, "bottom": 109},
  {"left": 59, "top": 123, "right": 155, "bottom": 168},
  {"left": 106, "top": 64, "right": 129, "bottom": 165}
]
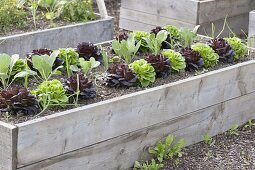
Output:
[
  {"left": 131, "top": 31, "right": 150, "bottom": 52},
  {"left": 192, "top": 43, "right": 219, "bottom": 68},
  {"left": 129, "top": 59, "right": 156, "bottom": 87},
  {"left": 112, "top": 34, "right": 141, "bottom": 64},
  {"left": 32, "top": 79, "right": 69, "bottom": 112},
  {"left": 228, "top": 124, "right": 239, "bottom": 136},
  {"left": 61, "top": 0, "right": 95, "bottom": 22},
  {"left": 243, "top": 120, "right": 255, "bottom": 130},
  {"left": 225, "top": 37, "right": 248, "bottom": 60},
  {"left": 133, "top": 159, "right": 163, "bottom": 170},
  {"left": 39, "top": 0, "right": 67, "bottom": 22},
  {"left": 79, "top": 57, "right": 100, "bottom": 75},
  {"left": 32, "top": 51, "right": 63, "bottom": 80},
  {"left": 11, "top": 59, "right": 26, "bottom": 76},
  {"left": 27, "top": 0, "right": 41, "bottom": 28},
  {"left": 0, "top": 54, "right": 36, "bottom": 89},
  {"left": 163, "top": 25, "right": 180, "bottom": 41},
  {"left": 149, "top": 135, "right": 185, "bottom": 163},
  {"left": 202, "top": 133, "right": 215, "bottom": 146},
  {"left": 162, "top": 50, "right": 186, "bottom": 72},
  {"left": 58, "top": 48, "right": 79, "bottom": 77},
  {"left": 179, "top": 25, "right": 200, "bottom": 48},
  {"left": 144, "top": 30, "right": 168, "bottom": 55},
  {"left": 0, "top": 0, "right": 27, "bottom": 33}
]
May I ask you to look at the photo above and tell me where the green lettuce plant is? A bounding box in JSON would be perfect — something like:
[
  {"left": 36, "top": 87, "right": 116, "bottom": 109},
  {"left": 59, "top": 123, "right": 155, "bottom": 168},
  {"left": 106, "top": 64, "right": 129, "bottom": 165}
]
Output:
[
  {"left": 131, "top": 31, "right": 150, "bottom": 52},
  {"left": 162, "top": 50, "right": 186, "bottom": 72},
  {"left": 11, "top": 59, "right": 26, "bottom": 76},
  {"left": 0, "top": 54, "right": 36, "bottom": 89},
  {"left": 179, "top": 25, "right": 200, "bottom": 48},
  {"left": 192, "top": 43, "right": 219, "bottom": 68},
  {"left": 58, "top": 48, "right": 79, "bottom": 77},
  {"left": 61, "top": 0, "right": 95, "bottom": 22},
  {"left": 79, "top": 57, "right": 100, "bottom": 75},
  {"left": 144, "top": 30, "right": 168, "bottom": 55},
  {"left": 129, "top": 59, "right": 156, "bottom": 87},
  {"left": 32, "top": 51, "right": 63, "bottom": 80},
  {"left": 163, "top": 25, "right": 180, "bottom": 40},
  {"left": 32, "top": 79, "right": 69, "bottom": 111},
  {"left": 225, "top": 37, "right": 248, "bottom": 60},
  {"left": 112, "top": 34, "right": 141, "bottom": 64}
]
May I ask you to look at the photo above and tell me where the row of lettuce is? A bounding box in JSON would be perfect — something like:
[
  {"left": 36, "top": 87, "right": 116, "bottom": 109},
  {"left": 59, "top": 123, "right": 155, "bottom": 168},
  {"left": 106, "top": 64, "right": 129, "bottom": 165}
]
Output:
[{"left": 0, "top": 25, "right": 248, "bottom": 117}]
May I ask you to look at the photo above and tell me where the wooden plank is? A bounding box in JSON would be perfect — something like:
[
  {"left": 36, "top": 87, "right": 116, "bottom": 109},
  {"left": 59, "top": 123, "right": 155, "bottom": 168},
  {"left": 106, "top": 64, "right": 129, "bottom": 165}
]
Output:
[
  {"left": 121, "top": 0, "right": 198, "bottom": 25},
  {"left": 119, "top": 8, "right": 196, "bottom": 31},
  {"left": 18, "top": 92, "right": 255, "bottom": 170},
  {"left": 198, "top": 0, "right": 255, "bottom": 23},
  {"left": 199, "top": 13, "right": 249, "bottom": 37},
  {"left": 0, "top": 122, "right": 17, "bottom": 170},
  {"left": 249, "top": 11, "right": 255, "bottom": 47},
  {"left": 16, "top": 60, "right": 255, "bottom": 167}
]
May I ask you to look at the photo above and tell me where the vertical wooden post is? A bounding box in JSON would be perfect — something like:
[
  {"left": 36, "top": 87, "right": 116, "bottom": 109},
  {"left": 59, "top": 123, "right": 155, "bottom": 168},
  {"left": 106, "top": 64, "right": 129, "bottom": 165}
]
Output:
[
  {"left": 248, "top": 11, "right": 255, "bottom": 48},
  {"left": 96, "top": 0, "right": 108, "bottom": 19},
  {"left": 0, "top": 122, "right": 17, "bottom": 170}
]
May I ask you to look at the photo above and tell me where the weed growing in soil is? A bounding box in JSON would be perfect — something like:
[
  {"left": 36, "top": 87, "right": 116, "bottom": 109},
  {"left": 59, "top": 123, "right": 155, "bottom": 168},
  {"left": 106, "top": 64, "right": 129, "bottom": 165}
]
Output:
[
  {"left": 228, "top": 124, "right": 239, "bottom": 136},
  {"left": 202, "top": 133, "right": 215, "bottom": 146}
]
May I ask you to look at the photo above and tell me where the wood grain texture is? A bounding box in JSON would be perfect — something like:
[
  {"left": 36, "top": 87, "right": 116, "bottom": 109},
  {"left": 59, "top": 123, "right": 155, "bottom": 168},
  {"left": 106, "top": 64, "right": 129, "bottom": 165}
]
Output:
[
  {"left": 120, "top": 8, "right": 196, "bottom": 30},
  {"left": 198, "top": 0, "right": 255, "bottom": 23},
  {"left": 120, "top": 0, "right": 198, "bottom": 25},
  {"left": 16, "top": 60, "right": 255, "bottom": 167},
  {"left": 19, "top": 92, "right": 255, "bottom": 170},
  {"left": 249, "top": 11, "right": 255, "bottom": 47},
  {"left": 199, "top": 13, "right": 249, "bottom": 37},
  {"left": 0, "top": 122, "right": 17, "bottom": 170}
]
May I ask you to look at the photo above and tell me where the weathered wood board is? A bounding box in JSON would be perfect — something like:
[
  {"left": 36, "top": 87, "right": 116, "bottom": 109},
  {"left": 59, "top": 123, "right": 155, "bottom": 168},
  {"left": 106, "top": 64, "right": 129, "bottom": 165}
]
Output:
[
  {"left": 16, "top": 60, "right": 255, "bottom": 167},
  {"left": 0, "top": 122, "right": 17, "bottom": 170},
  {"left": 18, "top": 91, "right": 255, "bottom": 170},
  {"left": 120, "top": 0, "right": 255, "bottom": 36},
  {"left": 0, "top": 16, "right": 113, "bottom": 57},
  {"left": 249, "top": 11, "right": 255, "bottom": 47}
]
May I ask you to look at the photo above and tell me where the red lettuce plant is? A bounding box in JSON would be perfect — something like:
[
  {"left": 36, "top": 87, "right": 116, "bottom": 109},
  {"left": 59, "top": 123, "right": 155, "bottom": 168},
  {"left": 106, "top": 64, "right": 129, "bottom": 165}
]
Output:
[
  {"left": 76, "top": 42, "right": 102, "bottom": 62},
  {"left": 209, "top": 38, "right": 235, "bottom": 63},
  {"left": 145, "top": 54, "right": 171, "bottom": 78},
  {"left": 0, "top": 87, "right": 39, "bottom": 115},
  {"left": 105, "top": 63, "right": 138, "bottom": 87},
  {"left": 65, "top": 73, "right": 96, "bottom": 99},
  {"left": 116, "top": 32, "right": 129, "bottom": 42},
  {"left": 27, "top": 48, "right": 64, "bottom": 70},
  {"left": 181, "top": 48, "right": 204, "bottom": 71}
]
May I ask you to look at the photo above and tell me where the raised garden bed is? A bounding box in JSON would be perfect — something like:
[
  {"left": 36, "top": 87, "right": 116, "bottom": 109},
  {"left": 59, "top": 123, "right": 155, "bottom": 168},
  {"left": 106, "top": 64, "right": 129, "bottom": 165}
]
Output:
[
  {"left": 0, "top": 25, "right": 254, "bottom": 169},
  {"left": 0, "top": 0, "right": 113, "bottom": 57},
  {"left": 0, "top": 16, "right": 113, "bottom": 57},
  {"left": 119, "top": 0, "right": 255, "bottom": 36}
]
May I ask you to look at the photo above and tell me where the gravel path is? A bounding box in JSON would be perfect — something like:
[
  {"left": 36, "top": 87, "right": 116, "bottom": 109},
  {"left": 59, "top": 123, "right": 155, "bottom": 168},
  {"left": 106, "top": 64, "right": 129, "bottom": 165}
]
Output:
[{"left": 163, "top": 123, "right": 255, "bottom": 170}]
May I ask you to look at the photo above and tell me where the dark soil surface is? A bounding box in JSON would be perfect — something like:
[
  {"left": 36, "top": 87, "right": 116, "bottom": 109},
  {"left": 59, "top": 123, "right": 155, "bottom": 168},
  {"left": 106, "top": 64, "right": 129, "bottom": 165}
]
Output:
[
  {"left": 0, "top": 8, "right": 97, "bottom": 37},
  {"left": 164, "top": 122, "right": 255, "bottom": 170}
]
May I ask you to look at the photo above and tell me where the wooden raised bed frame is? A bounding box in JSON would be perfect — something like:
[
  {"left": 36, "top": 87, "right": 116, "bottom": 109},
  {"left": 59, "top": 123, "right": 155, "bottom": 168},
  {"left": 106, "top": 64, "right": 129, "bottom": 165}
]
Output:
[
  {"left": 1, "top": 44, "right": 255, "bottom": 169},
  {"left": 249, "top": 10, "right": 255, "bottom": 47},
  {"left": 120, "top": 0, "right": 255, "bottom": 36},
  {"left": 0, "top": 15, "right": 113, "bottom": 57}
]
